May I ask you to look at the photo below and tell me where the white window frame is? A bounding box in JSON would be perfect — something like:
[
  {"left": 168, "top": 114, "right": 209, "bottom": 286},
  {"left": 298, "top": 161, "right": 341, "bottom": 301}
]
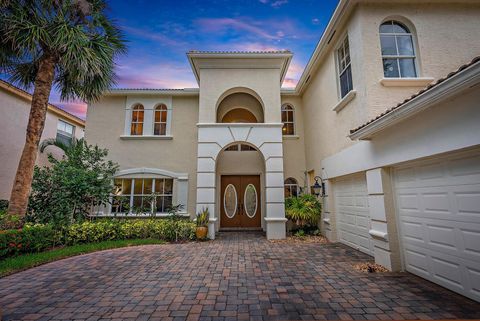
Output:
[
  {"left": 281, "top": 104, "right": 295, "bottom": 136},
  {"left": 153, "top": 104, "right": 168, "bottom": 136},
  {"left": 130, "top": 104, "right": 144, "bottom": 136},
  {"left": 379, "top": 20, "right": 418, "bottom": 78},
  {"left": 57, "top": 119, "right": 75, "bottom": 137},
  {"left": 56, "top": 119, "right": 75, "bottom": 144},
  {"left": 123, "top": 97, "right": 173, "bottom": 138},
  {"left": 111, "top": 177, "right": 174, "bottom": 215},
  {"left": 336, "top": 35, "right": 353, "bottom": 99},
  {"left": 284, "top": 177, "right": 299, "bottom": 198}
]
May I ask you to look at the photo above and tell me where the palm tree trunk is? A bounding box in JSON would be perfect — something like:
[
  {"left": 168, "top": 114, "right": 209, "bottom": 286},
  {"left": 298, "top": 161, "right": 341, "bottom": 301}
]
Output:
[{"left": 7, "top": 55, "right": 56, "bottom": 218}]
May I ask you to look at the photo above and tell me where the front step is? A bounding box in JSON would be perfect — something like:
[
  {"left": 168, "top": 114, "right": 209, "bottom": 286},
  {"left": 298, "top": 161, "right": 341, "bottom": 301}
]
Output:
[{"left": 219, "top": 227, "right": 263, "bottom": 232}]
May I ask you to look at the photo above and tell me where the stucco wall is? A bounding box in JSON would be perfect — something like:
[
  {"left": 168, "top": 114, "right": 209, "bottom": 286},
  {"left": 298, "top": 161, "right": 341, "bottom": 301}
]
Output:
[
  {"left": 301, "top": 1, "right": 480, "bottom": 178},
  {"left": 280, "top": 96, "right": 307, "bottom": 189},
  {"left": 0, "top": 88, "right": 84, "bottom": 200},
  {"left": 85, "top": 95, "right": 199, "bottom": 215},
  {"left": 199, "top": 68, "right": 282, "bottom": 123},
  {"left": 359, "top": 2, "right": 480, "bottom": 119}
]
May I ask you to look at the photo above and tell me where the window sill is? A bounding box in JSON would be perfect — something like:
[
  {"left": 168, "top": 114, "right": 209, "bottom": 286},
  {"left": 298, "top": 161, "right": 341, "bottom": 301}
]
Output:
[
  {"left": 380, "top": 77, "right": 434, "bottom": 87},
  {"left": 120, "top": 135, "right": 173, "bottom": 140},
  {"left": 283, "top": 135, "right": 299, "bottom": 140},
  {"left": 332, "top": 90, "right": 356, "bottom": 112},
  {"left": 91, "top": 212, "right": 189, "bottom": 218}
]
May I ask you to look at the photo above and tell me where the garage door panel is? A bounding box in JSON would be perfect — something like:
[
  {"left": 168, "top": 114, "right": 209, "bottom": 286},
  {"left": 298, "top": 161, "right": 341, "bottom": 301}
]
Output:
[
  {"left": 461, "top": 228, "right": 480, "bottom": 258},
  {"left": 404, "top": 248, "right": 430, "bottom": 276},
  {"left": 395, "top": 152, "right": 480, "bottom": 302},
  {"left": 449, "top": 154, "right": 480, "bottom": 177},
  {"left": 335, "top": 173, "right": 374, "bottom": 256},
  {"left": 455, "top": 188, "right": 480, "bottom": 217},
  {"left": 400, "top": 216, "right": 480, "bottom": 260}
]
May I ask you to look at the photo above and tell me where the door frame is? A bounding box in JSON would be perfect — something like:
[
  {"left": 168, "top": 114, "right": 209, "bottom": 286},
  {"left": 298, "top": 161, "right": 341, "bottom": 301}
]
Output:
[{"left": 217, "top": 172, "right": 264, "bottom": 231}]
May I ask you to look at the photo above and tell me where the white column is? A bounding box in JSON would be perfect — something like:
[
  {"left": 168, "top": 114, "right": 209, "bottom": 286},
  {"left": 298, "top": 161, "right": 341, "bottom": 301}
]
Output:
[
  {"left": 321, "top": 180, "right": 338, "bottom": 241},
  {"left": 260, "top": 140, "right": 287, "bottom": 240},
  {"left": 366, "top": 168, "right": 401, "bottom": 271}
]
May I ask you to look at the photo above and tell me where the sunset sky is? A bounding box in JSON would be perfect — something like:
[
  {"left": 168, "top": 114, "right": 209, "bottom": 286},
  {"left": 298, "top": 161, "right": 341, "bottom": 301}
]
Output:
[{"left": 2, "top": 0, "right": 339, "bottom": 119}]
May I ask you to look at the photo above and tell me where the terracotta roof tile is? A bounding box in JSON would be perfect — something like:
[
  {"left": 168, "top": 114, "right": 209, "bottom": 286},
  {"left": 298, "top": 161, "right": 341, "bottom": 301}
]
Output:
[
  {"left": 188, "top": 50, "right": 292, "bottom": 54},
  {"left": 350, "top": 56, "right": 480, "bottom": 135}
]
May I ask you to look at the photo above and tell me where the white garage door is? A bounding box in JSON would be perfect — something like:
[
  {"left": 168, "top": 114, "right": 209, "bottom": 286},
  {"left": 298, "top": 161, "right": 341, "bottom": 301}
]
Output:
[
  {"left": 334, "top": 173, "right": 374, "bottom": 256},
  {"left": 394, "top": 151, "right": 480, "bottom": 302}
]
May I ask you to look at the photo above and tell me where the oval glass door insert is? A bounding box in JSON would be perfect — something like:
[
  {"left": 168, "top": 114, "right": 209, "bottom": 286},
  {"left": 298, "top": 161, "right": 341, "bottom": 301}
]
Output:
[
  {"left": 224, "top": 184, "right": 237, "bottom": 219},
  {"left": 244, "top": 184, "right": 257, "bottom": 218}
]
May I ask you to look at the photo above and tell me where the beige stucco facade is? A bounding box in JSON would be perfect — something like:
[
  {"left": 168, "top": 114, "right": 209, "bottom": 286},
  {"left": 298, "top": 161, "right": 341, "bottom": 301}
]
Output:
[
  {"left": 83, "top": 0, "right": 480, "bottom": 300},
  {"left": 0, "top": 81, "right": 85, "bottom": 200}
]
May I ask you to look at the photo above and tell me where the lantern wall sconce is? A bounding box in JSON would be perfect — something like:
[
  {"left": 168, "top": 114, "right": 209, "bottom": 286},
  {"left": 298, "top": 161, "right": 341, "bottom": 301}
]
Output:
[{"left": 311, "top": 176, "right": 326, "bottom": 198}]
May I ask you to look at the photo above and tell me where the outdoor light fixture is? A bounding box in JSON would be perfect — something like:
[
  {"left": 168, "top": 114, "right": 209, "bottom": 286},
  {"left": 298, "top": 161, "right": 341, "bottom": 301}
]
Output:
[{"left": 311, "top": 176, "right": 325, "bottom": 197}]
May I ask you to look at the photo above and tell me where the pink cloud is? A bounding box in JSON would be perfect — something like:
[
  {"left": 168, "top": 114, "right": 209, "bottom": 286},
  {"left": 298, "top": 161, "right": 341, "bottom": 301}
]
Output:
[
  {"left": 53, "top": 101, "right": 88, "bottom": 120},
  {"left": 116, "top": 63, "right": 197, "bottom": 89}
]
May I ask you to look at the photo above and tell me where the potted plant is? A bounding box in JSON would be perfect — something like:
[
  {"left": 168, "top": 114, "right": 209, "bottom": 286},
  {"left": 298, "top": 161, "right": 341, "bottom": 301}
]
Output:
[{"left": 195, "top": 207, "right": 209, "bottom": 240}]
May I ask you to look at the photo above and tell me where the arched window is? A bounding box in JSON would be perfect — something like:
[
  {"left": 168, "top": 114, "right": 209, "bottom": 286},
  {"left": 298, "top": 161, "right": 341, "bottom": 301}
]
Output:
[
  {"left": 281, "top": 104, "right": 295, "bottom": 136},
  {"left": 380, "top": 20, "right": 417, "bottom": 78},
  {"left": 130, "top": 104, "right": 144, "bottom": 135},
  {"left": 154, "top": 104, "right": 168, "bottom": 135},
  {"left": 284, "top": 177, "right": 299, "bottom": 198}
]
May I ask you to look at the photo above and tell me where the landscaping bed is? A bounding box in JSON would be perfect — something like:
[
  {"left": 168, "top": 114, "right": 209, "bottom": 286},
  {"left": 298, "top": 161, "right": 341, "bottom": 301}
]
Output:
[{"left": 0, "top": 218, "right": 196, "bottom": 260}]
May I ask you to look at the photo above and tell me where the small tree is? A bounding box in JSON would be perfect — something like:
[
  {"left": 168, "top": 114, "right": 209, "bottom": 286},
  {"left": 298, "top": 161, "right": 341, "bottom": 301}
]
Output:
[{"left": 28, "top": 140, "right": 118, "bottom": 225}]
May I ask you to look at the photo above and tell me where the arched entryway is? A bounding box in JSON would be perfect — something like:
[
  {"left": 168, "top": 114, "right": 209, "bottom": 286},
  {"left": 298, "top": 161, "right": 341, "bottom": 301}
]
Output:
[{"left": 216, "top": 143, "right": 265, "bottom": 230}]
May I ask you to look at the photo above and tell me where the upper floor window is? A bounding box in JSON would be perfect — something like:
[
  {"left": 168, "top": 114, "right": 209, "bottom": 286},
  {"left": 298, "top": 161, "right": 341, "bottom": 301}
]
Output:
[
  {"left": 281, "top": 104, "right": 295, "bottom": 136},
  {"left": 130, "top": 104, "right": 144, "bottom": 135},
  {"left": 56, "top": 120, "right": 75, "bottom": 145},
  {"left": 284, "top": 177, "right": 299, "bottom": 198},
  {"left": 154, "top": 104, "right": 168, "bottom": 135},
  {"left": 380, "top": 20, "right": 417, "bottom": 78},
  {"left": 337, "top": 36, "right": 353, "bottom": 98}
]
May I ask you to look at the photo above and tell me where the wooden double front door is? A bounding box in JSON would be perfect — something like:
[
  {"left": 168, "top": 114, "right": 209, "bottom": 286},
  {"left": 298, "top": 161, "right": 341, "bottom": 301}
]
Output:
[{"left": 220, "top": 175, "right": 261, "bottom": 228}]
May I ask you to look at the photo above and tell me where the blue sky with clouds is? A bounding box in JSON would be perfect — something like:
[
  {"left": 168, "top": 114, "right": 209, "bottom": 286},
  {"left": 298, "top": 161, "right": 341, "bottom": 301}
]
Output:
[{"left": 4, "top": 0, "right": 340, "bottom": 118}]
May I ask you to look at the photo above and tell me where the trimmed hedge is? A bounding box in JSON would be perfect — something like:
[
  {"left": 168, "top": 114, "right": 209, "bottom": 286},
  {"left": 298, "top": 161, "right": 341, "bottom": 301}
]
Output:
[{"left": 0, "top": 219, "right": 196, "bottom": 259}]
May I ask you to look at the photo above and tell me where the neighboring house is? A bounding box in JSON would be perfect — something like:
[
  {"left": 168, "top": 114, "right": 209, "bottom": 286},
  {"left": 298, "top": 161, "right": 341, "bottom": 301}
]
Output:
[
  {"left": 0, "top": 80, "right": 85, "bottom": 200},
  {"left": 85, "top": 1, "right": 480, "bottom": 301}
]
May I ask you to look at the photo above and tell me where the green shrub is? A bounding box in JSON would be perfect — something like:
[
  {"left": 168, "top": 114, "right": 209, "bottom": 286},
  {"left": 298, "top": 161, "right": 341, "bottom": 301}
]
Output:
[
  {"left": 1, "top": 218, "right": 197, "bottom": 260},
  {"left": 0, "top": 224, "right": 60, "bottom": 258},
  {"left": 285, "top": 194, "right": 322, "bottom": 227}
]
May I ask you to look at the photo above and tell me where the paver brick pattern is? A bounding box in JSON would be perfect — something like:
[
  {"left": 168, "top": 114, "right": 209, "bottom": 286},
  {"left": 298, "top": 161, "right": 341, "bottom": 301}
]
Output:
[{"left": 1, "top": 232, "right": 479, "bottom": 320}]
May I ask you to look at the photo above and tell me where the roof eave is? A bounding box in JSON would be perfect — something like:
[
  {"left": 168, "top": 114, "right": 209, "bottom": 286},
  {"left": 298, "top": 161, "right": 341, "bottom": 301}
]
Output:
[
  {"left": 294, "top": 0, "right": 355, "bottom": 95},
  {"left": 349, "top": 61, "right": 480, "bottom": 140},
  {"left": 187, "top": 51, "right": 293, "bottom": 86},
  {"left": 105, "top": 88, "right": 200, "bottom": 96},
  {"left": 0, "top": 80, "right": 85, "bottom": 127}
]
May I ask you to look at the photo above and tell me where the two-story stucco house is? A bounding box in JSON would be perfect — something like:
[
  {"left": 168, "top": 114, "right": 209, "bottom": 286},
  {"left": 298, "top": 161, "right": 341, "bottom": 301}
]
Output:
[
  {"left": 85, "top": 0, "right": 480, "bottom": 302},
  {"left": 0, "top": 80, "right": 85, "bottom": 200}
]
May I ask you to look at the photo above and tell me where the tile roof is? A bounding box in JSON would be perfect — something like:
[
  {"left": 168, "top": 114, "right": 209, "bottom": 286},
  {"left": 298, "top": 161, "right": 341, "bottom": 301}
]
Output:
[
  {"left": 350, "top": 56, "right": 480, "bottom": 135},
  {"left": 0, "top": 79, "right": 85, "bottom": 125},
  {"left": 188, "top": 50, "right": 292, "bottom": 54}
]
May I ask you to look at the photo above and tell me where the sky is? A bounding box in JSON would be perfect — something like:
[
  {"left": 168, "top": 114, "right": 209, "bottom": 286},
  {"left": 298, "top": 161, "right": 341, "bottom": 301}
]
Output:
[{"left": 4, "top": 0, "right": 340, "bottom": 119}]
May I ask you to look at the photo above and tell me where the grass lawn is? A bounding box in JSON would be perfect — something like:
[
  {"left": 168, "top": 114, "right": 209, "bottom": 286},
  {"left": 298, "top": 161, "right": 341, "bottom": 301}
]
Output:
[{"left": 0, "top": 239, "right": 165, "bottom": 277}]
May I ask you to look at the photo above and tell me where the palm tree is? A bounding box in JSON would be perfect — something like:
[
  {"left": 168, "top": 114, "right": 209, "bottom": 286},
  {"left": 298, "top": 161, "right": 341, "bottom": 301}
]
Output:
[
  {"left": 40, "top": 137, "right": 84, "bottom": 155},
  {"left": 0, "top": 0, "right": 126, "bottom": 218}
]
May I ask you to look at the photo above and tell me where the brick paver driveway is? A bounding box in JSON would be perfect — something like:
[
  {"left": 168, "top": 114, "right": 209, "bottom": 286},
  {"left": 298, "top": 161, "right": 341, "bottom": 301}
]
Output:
[{"left": 1, "top": 232, "right": 479, "bottom": 321}]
